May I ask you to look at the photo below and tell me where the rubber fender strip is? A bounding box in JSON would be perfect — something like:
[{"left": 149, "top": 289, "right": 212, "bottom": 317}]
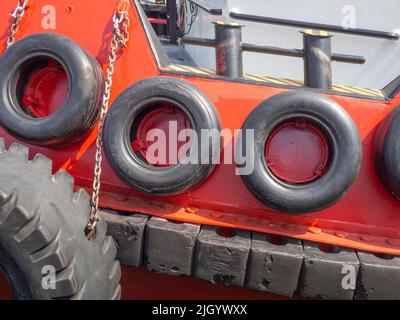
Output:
[
  {"left": 298, "top": 241, "right": 359, "bottom": 299},
  {"left": 102, "top": 210, "right": 149, "bottom": 267},
  {"left": 103, "top": 210, "right": 400, "bottom": 300},
  {"left": 144, "top": 216, "right": 200, "bottom": 276}
]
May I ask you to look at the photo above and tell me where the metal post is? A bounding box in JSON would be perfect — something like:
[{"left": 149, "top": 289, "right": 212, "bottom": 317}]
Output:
[
  {"left": 303, "top": 30, "right": 333, "bottom": 89},
  {"left": 167, "top": 0, "right": 178, "bottom": 44},
  {"left": 214, "top": 22, "right": 243, "bottom": 78}
]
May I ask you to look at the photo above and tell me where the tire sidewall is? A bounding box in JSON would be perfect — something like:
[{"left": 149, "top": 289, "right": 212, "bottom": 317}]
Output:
[
  {"left": 239, "top": 91, "right": 362, "bottom": 213},
  {"left": 0, "top": 33, "right": 102, "bottom": 147},
  {"left": 104, "top": 76, "right": 221, "bottom": 195},
  {"left": 374, "top": 107, "right": 400, "bottom": 198}
]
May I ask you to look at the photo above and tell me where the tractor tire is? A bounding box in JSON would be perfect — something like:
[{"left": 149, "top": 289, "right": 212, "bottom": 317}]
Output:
[{"left": 0, "top": 139, "right": 121, "bottom": 300}]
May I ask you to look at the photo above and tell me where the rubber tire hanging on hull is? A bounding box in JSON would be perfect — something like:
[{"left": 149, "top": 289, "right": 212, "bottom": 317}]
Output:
[
  {"left": 0, "top": 33, "right": 103, "bottom": 147},
  {"left": 104, "top": 76, "right": 221, "bottom": 196},
  {"left": 374, "top": 106, "right": 400, "bottom": 199},
  {"left": 238, "top": 91, "right": 362, "bottom": 213},
  {"left": 0, "top": 139, "right": 121, "bottom": 299}
]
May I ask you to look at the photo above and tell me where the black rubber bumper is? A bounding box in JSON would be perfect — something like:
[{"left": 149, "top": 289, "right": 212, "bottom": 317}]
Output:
[
  {"left": 103, "top": 212, "right": 400, "bottom": 299},
  {"left": 102, "top": 210, "right": 148, "bottom": 267},
  {"left": 355, "top": 251, "right": 400, "bottom": 300},
  {"left": 144, "top": 217, "right": 200, "bottom": 276},
  {"left": 104, "top": 76, "right": 221, "bottom": 196},
  {"left": 374, "top": 106, "right": 400, "bottom": 199},
  {"left": 194, "top": 226, "right": 251, "bottom": 287},
  {"left": 246, "top": 233, "right": 303, "bottom": 297},
  {"left": 299, "top": 241, "right": 359, "bottom": 299},
  {"left": 238, "top": 90, "right": 362, "bottom": 213},
  {"left": 0, "top": 33, "right": 103, "bottom": 147}
]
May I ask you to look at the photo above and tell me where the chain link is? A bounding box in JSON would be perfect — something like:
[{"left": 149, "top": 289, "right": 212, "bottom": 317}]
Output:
[
  {"left": 85, "top": 11, "right": 130, "bottom": 240},
  {"left": 5, "top": 0, "right": 28, "bottom": 51}
]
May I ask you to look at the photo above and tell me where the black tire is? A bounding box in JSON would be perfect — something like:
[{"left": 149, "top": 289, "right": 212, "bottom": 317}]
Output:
[
  {"left": 0, "top": 33, "right": 103, "bottom": 147},
  {"left": 104, "top": 76, "right": 221, "bottom": 195},
  {"left": 0, "top": 139, "right": 121, "bottom": 299},
  {"left": 238, "top": 91, "right": 362, "bottom": 213},
  {"left": 374, "top": 106, "right": 400, "bottom": 199}
]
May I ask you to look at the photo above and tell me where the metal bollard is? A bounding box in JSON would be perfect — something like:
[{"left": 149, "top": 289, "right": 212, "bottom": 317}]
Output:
[
  {"left": 214, "top": 22, "right": 243, "bottom": 78},
  {"left": 302, "top": 30, "right": 333, "bottom": 89}
]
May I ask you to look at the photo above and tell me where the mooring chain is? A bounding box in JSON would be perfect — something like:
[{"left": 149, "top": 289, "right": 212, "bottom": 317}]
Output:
[
  {"left": 5, "top": 0, "right": 29, "bottom": 51},
  {"left": 85, "top": 6, "right": 130, "bottom": 240}
]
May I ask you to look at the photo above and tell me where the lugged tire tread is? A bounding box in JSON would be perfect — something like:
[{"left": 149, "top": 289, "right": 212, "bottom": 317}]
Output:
[
  {"left": 0, "top": 191, "right": 18, "bottom": 225},
  {"left": 0, "top": 141, "right": 121, "bottom": 300},
  {"left": 111, "top": 284, "right": 122, "bottom": 300}
]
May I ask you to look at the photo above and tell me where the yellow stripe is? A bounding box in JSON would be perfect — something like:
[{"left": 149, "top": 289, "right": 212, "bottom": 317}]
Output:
[
  {"left": 197, "top": 67, "right": 215, "bottom": 75},
  {"left": 287, "top": 79, "right": 304, "bottom": 86},
  {"left": 345, "top": 86, "right": 379, "bottom": 96},
  {"left": 167, "top": 65, "right": 180, "bottom": 71},
  {"left": 181, "top": 65, "right": 210, "bottom": 75},
  {"left": 370, "top": 90, "right": 385, "bottom": 97},
  {"left": 332, "top": 87, "right": 355, "bottom": 94},
  {"left": 169, "top": 65, "right": 190, "bottom": 73},
  {"left": 176, "top": 65, "right": 196, "bottom": 73},
  {"left": 332, "top": 85, "right": 357, "bottom": 94},
  {"left": 304, "top": 29, "right": 314, "bottom": 35},
  {"left": 367, "top": 89, "right": 384, "bottom": 97},
  {"left": 277, "top": 78, "right": 303, "bottom": 87},
  {"left": 258, "top": 75, "right": 288, "bottom": 85},
  {"left": 245, "top": 74, "right": 265, "bottom": 82},
  {"left": 248, "top": 74, "right": 288, "bottom": 85},
  {"left": 334, "top": 84, "right": 372, "bottom": 96},
  {"left": 348, "top": 87, "right": 375, "bottom": 96},
  {"left": 168, "top": 65, "right": 384, "bottom": 98},
  {"left": 249, "top": 74, "right": 301, "bottom": 87},
  {"left": 263, "top": 76, "right": 301, "bottom": 86},
  {"left": 333, "top": 84, "right": 383, "bottom": 97},
  {"left": 303, "top": 29, "right": 329, "bottom": 36},
  {"left": 350, "top": 86, "right": 384, "bottom": 97}
]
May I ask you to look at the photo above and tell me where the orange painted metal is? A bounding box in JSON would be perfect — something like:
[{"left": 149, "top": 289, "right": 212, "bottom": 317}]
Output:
[
  {"left": 0, "top": 266, "right": 290, "bottom": 300},
  {"left": 0, "top": 0, "right": 400, "bottom": 256},
  {"left": 148, "top": 17, "right": 168, "bottom": 25},
  {"left": 0, "top": 270, "right": 12, "bottom": 300},
  {"left": 120, "top": 267, "right": 291, "bottom": 300}
]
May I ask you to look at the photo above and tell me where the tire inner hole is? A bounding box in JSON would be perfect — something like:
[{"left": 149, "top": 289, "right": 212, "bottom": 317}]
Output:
[
  {"left": 130, "top": 100, "right": 193, "bottom": 167},
  {"left": 15, "top": 57, "right": 68, "bottom": 119}
]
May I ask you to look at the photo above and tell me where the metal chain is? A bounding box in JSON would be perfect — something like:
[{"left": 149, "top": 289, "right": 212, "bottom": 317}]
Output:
[
  {"left": 85, "top": 10, "right": 130, "bottom": 240},
  {"left": 5, "top": 0, "right": 28, "bottom": 51}
]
